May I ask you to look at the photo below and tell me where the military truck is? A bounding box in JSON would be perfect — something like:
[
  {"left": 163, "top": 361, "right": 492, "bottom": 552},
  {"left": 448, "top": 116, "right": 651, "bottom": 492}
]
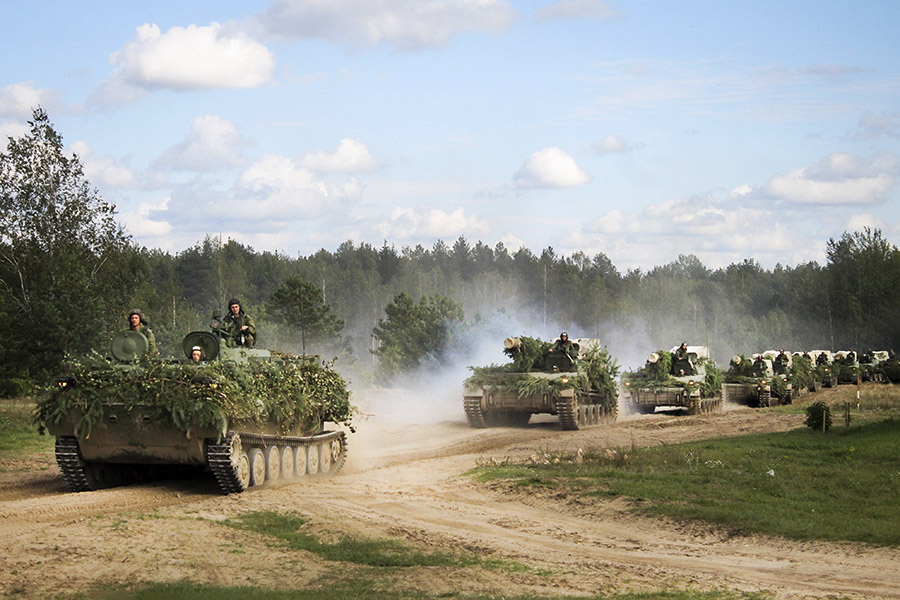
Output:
[
  {"left": 463, "top": 335, "right": 618, "bottom": 430},
  {"left": 621, "top": 345, "right": 722, "bottom": 415},
  {"left": 36, "top": 327, "right": 353, "bottom": 494}
]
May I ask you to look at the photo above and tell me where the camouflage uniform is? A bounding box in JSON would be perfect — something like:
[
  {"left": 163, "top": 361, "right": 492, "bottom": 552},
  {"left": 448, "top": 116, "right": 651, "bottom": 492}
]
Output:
[
  {"left": 128, "top": 309, "right": 159, "bottom": 358},
  {"left": 221, "top": 301, "right": 256, "bottom": 348}
]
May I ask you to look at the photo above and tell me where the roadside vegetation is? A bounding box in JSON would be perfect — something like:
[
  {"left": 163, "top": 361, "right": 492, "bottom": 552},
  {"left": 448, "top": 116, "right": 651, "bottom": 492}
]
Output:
[
  {"left": 0, "top": 398, "right": 52, "bottom": 461},
  {"left": 474, "top": 392, "right": 900, "bottom": 547}
]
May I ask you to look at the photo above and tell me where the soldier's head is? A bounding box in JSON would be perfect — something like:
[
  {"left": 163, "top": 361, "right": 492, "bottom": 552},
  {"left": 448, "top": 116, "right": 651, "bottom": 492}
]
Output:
[
  {"left": 560, "top": 332, "right": 568, "bottom": 341},
  {"left": 228, "top": 298, "right": 241, "bottom": 315},
  {"left": 191, "top": 345, "right": 203, "bottom": 363},
  {"left": 129, "top": 309, "right": 146, "bottom": 329}
]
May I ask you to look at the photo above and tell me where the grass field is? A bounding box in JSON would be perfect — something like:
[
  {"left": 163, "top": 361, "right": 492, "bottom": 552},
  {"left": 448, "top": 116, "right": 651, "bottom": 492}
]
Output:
[
  {"left": 474, "top": 395, "right": 900, "bottom": 546},
  {"left": 0, "top": 398, "right": 54, "bottom": 462}
]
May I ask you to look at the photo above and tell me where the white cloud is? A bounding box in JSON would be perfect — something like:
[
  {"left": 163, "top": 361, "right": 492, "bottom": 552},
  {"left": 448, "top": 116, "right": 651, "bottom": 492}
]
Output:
[
  {"left": 0, "top": 82, "right": 58, "bottom": 119},
  {"left": 764, "top": 152, "right": 898, "bottom": 205},
  {"left": 381, "top": 206, "right": 490, "bottom": 239},
  {"left": 571, "top": 193, "right": 809, "bottom": 270},
  {"left": 535, "top": 0, "right": 617, "bottom": 21},
  {"left": 729, "top": 184, "right": 753, "bottom": 198},
  {"left": 98, "top": 22, "right": 274, "bottom": 99},
  {"left": 846, "top": 213, "right": 885, "bottom": 232},
  {"left": 513, "top": 146, "right": 591, "bottom": 188},
  {"left": 256, "top": 0, "right": 516, "bottom": 50},
  {"left": 851, "top": 111, "right": 900, "bottom": 140},
  {"left": 155, "top": 115, "right": 246, "bottom": 172},
  {"left": 69, "top": 140, "right": 135, "bottom": 188},
  {"left": 593, "top": 134, "right": 631, "bottom": 154},
  {"left": 230, "top": 153, "right": 361, "bottom": 220},
  {"left": 300, "top": 138, "right": 379, "bottom": 173},
  {"left": 119, "top": 197, "right": 172, "bottom": 237},
  {"left": 0, "top": 120, "right": 29, "bottom": 141}
]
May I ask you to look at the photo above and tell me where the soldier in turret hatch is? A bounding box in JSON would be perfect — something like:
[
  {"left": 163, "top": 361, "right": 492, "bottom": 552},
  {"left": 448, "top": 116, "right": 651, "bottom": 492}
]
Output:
[
  {"left": 213, "top": 298, "right": 256, "bottom": 348},
  {"left": 550, "top": 332, "right": 576, "bottom": 358},
  {"left": 128, "top": 309, "right": 158, "bottom": 358}
]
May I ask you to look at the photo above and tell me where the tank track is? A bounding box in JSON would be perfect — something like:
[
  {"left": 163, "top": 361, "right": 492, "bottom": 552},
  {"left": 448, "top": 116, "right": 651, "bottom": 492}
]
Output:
[
  {"left": 207, "top": 430, "right": 348, "bottom": 495},
  {"left": 463, "top": 398, "right": 487, "bottom": 428},
  {"left": 55, "top": 436, "right": 93, "bottom": 492},
  {"left": 555, "top": 395, "right": 618, "bottom": 431}
]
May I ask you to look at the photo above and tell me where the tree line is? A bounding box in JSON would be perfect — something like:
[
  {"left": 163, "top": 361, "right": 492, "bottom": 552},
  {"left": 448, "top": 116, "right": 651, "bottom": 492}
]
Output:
[{"left": 2, "top": 109, "right": 899, "bottom": 395}]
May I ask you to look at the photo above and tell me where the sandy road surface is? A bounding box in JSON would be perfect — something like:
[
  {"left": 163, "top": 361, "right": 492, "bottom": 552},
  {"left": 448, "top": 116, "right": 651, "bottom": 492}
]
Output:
[{"left": 2, "top": 391, "right": 899, "bottom": 599}]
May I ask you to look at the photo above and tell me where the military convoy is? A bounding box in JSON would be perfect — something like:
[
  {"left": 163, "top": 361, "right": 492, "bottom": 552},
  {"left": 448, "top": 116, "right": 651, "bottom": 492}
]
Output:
[
  {"left": 621, "top": 345, "right": 723, "bottom": 415},
  {"left": 463, "top": 335, "right": 619, "bottom": 430},
  {"left": 36, "top": 324, "right": 353, "bottom": 495}
]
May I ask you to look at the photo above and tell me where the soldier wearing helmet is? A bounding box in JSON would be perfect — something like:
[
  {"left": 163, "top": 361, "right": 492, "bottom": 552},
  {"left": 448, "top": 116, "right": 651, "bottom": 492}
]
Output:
[
  {"left": 217, "top": 298, "right": 256, "bottom": 348},
  {"left": 128, "top": 309, "right": 158, "bottom": 358},
  {"left": 550, "top": 331, "right": 576, "bottom": 358}
]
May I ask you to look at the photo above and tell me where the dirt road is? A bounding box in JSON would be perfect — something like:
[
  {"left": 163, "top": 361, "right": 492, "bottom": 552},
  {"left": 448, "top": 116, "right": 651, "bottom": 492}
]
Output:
[{"left": 2, "top": 388, "right": 899, "bottom": 599}]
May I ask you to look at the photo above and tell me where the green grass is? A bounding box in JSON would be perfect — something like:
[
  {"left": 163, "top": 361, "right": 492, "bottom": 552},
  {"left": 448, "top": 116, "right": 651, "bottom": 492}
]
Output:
[
  {"left": 224, "top": 511, "right": 480, "bottom": 568},
  {"left": 81, "top": 581, "right": 769, "bottom": 600},
  {"left": 0, "top": 398, "right": 54, "bottom": 459},
  {"left": 474, "top": 415, "right": 900, "bottom": 546}
]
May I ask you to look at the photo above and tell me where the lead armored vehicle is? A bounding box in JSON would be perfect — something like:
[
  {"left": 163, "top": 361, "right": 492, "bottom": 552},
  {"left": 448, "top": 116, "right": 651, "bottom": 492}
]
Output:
[
  {"left": 621, "top": 345, "right": 722, "bottom": 415},
  {"left": 36, "top": 327, "right": 353, "bottom": 494},
  {"left": 463, "top": 335, "right": 618, "bottom": 430}
]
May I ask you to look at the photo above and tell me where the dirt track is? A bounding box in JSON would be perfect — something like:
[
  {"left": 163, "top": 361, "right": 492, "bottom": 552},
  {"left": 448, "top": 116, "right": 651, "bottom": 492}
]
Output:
[{"left": 2, "top": 387, "right": 899, "bottom": 599}]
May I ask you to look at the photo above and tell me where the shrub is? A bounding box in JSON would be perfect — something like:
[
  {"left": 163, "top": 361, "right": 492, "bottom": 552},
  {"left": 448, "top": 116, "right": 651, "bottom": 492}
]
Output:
[{"left": 804, "top": 401, "right": 832, "bottom": 432}]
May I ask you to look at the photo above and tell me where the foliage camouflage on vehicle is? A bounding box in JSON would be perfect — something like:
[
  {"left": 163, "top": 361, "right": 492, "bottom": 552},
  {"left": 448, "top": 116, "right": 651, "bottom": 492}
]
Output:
[
  {"left": 626, "top": 349, "right": 721, "bottom": 398},
  {"left": 35, "top": 353, "right": 353, "bottom": 440},
  {"left": 465, "top": 336, "right": 618, "bottom": 401},
  {"left": 464, "top": 335, "right": 619, "bottom": 430}
]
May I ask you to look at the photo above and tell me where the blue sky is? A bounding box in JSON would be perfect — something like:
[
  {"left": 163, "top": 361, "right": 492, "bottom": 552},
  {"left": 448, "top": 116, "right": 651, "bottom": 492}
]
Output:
[{"left": 2, "top": 0, "right": 899, "bottom": 270}]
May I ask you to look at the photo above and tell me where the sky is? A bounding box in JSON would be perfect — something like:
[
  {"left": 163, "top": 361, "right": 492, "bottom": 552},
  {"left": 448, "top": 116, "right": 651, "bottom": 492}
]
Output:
[{"left": 2, "top": 0, "right": 899, "bottom": 271}]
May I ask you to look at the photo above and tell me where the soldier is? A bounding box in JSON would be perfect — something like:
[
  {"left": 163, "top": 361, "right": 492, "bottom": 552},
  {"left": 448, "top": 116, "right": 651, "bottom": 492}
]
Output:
[
  {"left": 128, "top": 309, "right": 159, "bottom": 358},
  {"left": 550, "top": 332, "right": 575, "bottom": 358},
  {"left": 675, "top": 342, "right": 688, "bottom": 360},
  {"left": 216, "top": 298, "right": 256, "bottom": 348},
  {"left": 190, "top": 345, "right": 203, "bottom": 364}
]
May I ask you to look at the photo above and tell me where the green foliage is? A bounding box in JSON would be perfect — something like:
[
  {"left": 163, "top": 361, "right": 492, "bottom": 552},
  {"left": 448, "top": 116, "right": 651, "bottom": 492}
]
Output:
[
  {"left": 625, "top": 350, "right": 721, "bottom": 398},
  {"left": 789, "top": 354, "right": 815, "bottom": 390},
  {"left": 268, "top": 276, "right": 345, "bottom": 353},
  {"left": 0, "top": 108, "right": 132, "bottom": 388},
  {"left": 371, "top": 292, "right": 464, "bottom": 377},
  {"left": 475, "top": 417, "right": 900, "bottom": 546},
  {"left": 503, "top": 335, "right": 550, "bottom": 371},
  {"left": 804, "top": 401, "right": 832, "bottom": 432},
  {"left": 34, "top": 352, "right": 354, "bottom": 438},
  {"left": 466, "top": 337, "right": 619, "bottom": 406}
]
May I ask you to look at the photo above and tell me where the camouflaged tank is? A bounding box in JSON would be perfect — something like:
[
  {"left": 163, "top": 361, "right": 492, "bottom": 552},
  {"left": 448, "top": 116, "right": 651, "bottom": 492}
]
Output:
[
  {"left": 463, "top": 335, "right": 619, "bottom": 430},
  {"left": 36, "top": 327, "right": 353, "bottom": 494},
  {"left": 621, "top": 345, "right": 723, "bottom": 415}
]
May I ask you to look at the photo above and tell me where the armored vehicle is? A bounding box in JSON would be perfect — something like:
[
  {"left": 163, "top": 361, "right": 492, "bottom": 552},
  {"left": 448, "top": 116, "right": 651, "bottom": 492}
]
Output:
[
  {"left": 463, "top": 335, "right": 618, "bottom": 430},
  {"left": 36, "top": 328, "right": 353, "bottom": 494},
  {"left": 833, "top": 351, "right": 860, "bottom": 384},
  {"left": 622, "top": 345, "right": 722, "bottom": 415},
  {"left": 811, "top": 350, "right": 836, "bottom": 388},
  {"left": 860, "top": 350, "right": 890, "bottom": 382},
  {"left": 721, "top": 354, "right": 791, "bottom": 407}
]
